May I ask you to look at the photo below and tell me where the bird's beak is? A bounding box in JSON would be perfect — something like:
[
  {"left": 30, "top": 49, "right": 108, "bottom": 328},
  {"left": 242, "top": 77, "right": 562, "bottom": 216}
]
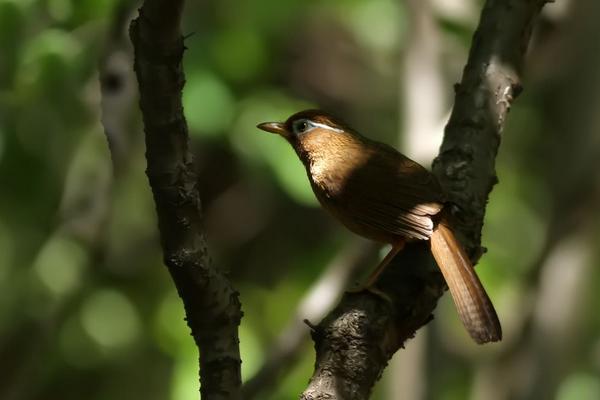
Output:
[{"left": 257, "top": 122, "right": 288, "bottom": 138}]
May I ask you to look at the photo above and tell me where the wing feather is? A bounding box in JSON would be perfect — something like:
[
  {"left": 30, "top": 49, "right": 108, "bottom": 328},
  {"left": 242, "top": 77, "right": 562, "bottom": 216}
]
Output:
[{"left": 338, "top": 144, "right": 445, "bottom": 240}]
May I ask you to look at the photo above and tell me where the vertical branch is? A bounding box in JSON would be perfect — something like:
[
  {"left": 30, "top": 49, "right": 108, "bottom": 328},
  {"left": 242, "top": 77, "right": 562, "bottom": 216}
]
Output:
[{"left": 129, "top": 1, "right": 242, "bottom": 399}]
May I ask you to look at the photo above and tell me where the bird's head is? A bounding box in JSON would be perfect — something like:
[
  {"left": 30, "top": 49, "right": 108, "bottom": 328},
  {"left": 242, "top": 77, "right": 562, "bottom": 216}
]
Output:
[
  {"left": 257, "top": 109, "right": 361, "bottom": 164},
  {"left": 257, "top": 109, "right": 355, "bottom": 149}
]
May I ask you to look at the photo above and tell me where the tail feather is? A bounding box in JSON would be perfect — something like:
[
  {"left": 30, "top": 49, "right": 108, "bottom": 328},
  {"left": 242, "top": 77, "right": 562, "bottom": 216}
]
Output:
[{"left": 430, "top": 223, "right": 502, "bottom": 344}]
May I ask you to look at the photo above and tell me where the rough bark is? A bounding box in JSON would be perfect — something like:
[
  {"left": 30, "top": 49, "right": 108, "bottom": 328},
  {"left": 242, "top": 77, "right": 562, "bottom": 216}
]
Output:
[
  {"left": 301, "top": 1, "right": 549, "bottom": 399},
  {"left": 129, "top": 1, "right": 242, "bottom": 399}
]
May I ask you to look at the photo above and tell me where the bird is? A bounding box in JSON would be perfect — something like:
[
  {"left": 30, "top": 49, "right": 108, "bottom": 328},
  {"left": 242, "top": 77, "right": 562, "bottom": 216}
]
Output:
[{"left": 257, "top": 109, "right": 502, "bottom": 344}]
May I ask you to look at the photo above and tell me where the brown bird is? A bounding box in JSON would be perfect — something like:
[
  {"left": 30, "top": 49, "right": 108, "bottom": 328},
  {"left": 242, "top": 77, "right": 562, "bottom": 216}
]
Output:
[{"left": 257, "top": 109, "right": 502, "bottom": 344}]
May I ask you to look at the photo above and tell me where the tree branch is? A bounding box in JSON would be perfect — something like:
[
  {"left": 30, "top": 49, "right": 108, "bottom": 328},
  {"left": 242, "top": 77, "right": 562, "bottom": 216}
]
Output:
[
  {"left": 432, "top": 0, "right": 547, "bottom": 256},
  {"left": 129, "top": 1, "right": 242, "bottom": 399},
  {"left": 301, "top": 1, "right": 548, "bottom": 399}
]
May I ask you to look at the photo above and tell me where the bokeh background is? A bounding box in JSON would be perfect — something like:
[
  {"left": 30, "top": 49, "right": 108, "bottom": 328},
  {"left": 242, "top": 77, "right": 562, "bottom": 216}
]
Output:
[{"left": 1, "top": 0, "right": 599, "bottom": 399}]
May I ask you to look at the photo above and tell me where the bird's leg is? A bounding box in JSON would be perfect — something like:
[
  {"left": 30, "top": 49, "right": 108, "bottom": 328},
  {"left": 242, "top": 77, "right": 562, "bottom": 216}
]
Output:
[
  {"left": 363, "top": 241, "right": 405, "bottom": 287},
  {"left": 348, "top": 241, "right": 405, "bottom": 293}
]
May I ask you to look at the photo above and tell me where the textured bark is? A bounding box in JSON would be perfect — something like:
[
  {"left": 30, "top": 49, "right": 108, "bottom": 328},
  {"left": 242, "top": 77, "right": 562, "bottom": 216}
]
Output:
[
  {"left": 301, "top": 1, "right": 549, "bottom": 399},
  {"left": 129, "top": 1, "right": 242, "bottom": 399},
  {"left": 432, "top": 0, "right": 547, "bottom": 257}
]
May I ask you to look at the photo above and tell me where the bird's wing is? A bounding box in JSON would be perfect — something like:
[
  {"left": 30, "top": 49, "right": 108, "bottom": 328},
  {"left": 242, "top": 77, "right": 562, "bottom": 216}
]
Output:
[{"left": 341, "top": 146, "right": 445, "bottom": 240}]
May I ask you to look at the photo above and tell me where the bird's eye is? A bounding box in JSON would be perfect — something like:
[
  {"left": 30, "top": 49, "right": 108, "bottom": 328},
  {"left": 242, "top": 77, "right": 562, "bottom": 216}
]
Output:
[{"left": 293, "top": 119, "right": 310, "bottom": 134}]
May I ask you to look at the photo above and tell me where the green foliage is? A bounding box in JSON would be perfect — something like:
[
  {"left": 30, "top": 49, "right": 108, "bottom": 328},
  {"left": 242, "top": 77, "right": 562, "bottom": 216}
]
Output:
[
  {"left": 209, "top": 28, "right": 268, "bottom": 83},
  {"left": 80, "top": 289, "right": 141, "bottom": 351},
  {"left": 336, "top": 0, "right": 406, "bottom": 52},
  {"left": 557, "top": 373, "right": 600, "bottom": 400},
  {"left": 183, "top": 69, "right": 236, "bottom": 136}
]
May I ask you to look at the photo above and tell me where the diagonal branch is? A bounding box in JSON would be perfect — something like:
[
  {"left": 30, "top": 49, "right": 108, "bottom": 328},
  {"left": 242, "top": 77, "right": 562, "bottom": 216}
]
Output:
[
  {"left": 301, "top": 1, "right": 549, "bottom": 399},
  {"left": 129, "top": 1, "right": 242, "bottom": 399},
  {"left": 432, "top": 0, "right": 547, "bottom": 257}
]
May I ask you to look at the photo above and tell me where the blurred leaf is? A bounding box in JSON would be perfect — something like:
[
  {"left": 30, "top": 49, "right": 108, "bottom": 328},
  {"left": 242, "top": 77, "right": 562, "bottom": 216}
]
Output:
[
  {"left": 0, "top": 124, "right": 5, "bottom": 168},
  {"left": 153, "top": 289, "right": 191, "bottom": 357},
  {"left": 337, "top": 0, "right": 405, "bottom": 52},
  {"left": 215, "top": 0, "right": 305, "bottom": 32},
  {"left": 71, "top": 0, "right": 118, "bottom": 23},
  {"left": 438, "top": 17, "right": 477, "bottom": 45},
  {"left": 0, "top": 0, "right": 25, "bottom": 87},
  {"left": 263, "top": 279, "right": 304, "bottom": 334},
  {"left": 32, "top": 234, "right": 87, "bottom": 297},
  {"left": 59, "top": 129, "right": 112, "bottom": 236},
  {"left": 239, "top": 322, "right": 263, "bottom": 381},
  {"left": 557, "top": 372, "right": 600, "bottom": 400},
  {"left": 59, "top": 313, "right": 104, "bottom": 368},
  {"left": 47, "top": 0, "right": 73, "bottom": 22},
  {"left": 271, "top": 342, "right": 314, "bottom": 400},
  {"left": 170, "top": 350, "right": 198, "bottom": 400},
  {"left": 106, "top": 157, "right": 157, "bottom": 273},
  {"left": 483, "top": 165, "right": 546, "bottom": 278},
  {"left": 211, "top": 28, "right": 268, "bottom": 83},
  {"left": 0, "top": 0, "right": 33, "bottom": 6},
  {"left": 183, "top": 69, "right": 236, "bottom": 136},
  {"left": 0, "top": 219, "right": 12, "bottom": 284},
  {"left": 80, "top": 289, "right": 141, "bottom": 351},
  {"left": 433, "top": 365, "right": 470, "bottom": 400},
  {"left": 17, "top": 28, "right": 81, "bottom": 89}
]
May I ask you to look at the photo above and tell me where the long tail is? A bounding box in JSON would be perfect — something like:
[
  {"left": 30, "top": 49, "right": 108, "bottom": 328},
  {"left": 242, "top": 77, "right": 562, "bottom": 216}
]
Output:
[{"left": 429, "top": 222, "right": 502, "bottom": 344}]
